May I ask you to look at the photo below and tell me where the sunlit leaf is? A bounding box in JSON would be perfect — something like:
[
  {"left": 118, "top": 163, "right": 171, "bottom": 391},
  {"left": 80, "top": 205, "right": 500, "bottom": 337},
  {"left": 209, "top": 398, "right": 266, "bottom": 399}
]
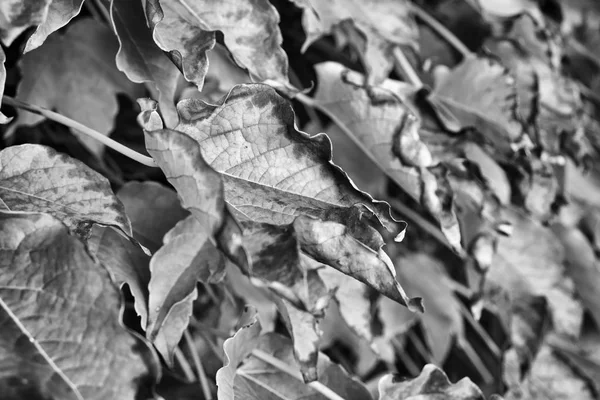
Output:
[
  {"left": 13, "top": 18, "right": 143, "bottom": 155},
  {"left": 0, "top": 0, "right": 52, "bottom": 46},
  {"left": 378, "top": 364, "right": 486, "bottom": 400},
  {"left": 23, "top": 0, "right": 84, "bottom": 52},
  {"left": 0, "top": 211, "right": 158, "bottom": 400},
  {"left": 111, "top": 0, "right": 180, "bottom": 127},
  {"left": 0, "top": 144, "right": 131, "bottom": 235}
]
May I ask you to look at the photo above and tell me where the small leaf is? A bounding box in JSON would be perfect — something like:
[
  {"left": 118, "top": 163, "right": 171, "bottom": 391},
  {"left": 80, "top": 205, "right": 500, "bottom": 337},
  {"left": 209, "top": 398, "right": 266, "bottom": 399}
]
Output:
[
  {"left": 0, "top": 211, "right": 158, "bottom": 400},
  {"left": 428, "top": 56, "right": 524, "bottom": 150},
  {"left": 87, "top": 225, "right": 151, "bottom": 329},
  {"left": 0, "top": 144, "right": 131, "bottom": 235},
  {"left": 13, "top": 18, "right": 143, "bottom": 155},
  {"left": 0, "top": 0, "right": 52, "bottom": 46},
  {"left": 216, "top": 306, "right": 262, "bottom": 400},
  {"left": 378, "top": 364, "right": 486, "bottom": 400},
  {"left": 23, "top": 0, "right": 84, "bottom": 52},
  {"left": 117, "top": 181, "right": 188, "bottom": 252},
  {"left": 0, "top": 47, "right": 11, "bottom": 124},
  {"left": 234, "top": 333, "right": 373, "bottom": 400},
  {"left": 111, "top": 0, "right": 180, "bottom": 127}
]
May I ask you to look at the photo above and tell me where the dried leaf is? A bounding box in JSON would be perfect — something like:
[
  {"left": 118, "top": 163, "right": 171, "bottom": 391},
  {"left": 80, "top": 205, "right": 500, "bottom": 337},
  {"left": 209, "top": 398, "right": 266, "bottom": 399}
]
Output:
[
  {"left": 111, "top": 0, "right": 180, "bottom": 127},
  {"left": 23, "top": 0, "right": 84, "bottom": 52},
  {"left": 13, "top": 18, "right": 143, "bottom": 155},
  {"left": 0, "top": 144, "right": 131, "bottom": 235},
  {"left": 0, "top": 211, "right": 158, "bottom": 400},
  {"left": 216, "top": 306, "right": 262, "bottom": 400},
  {"left": 0, "top": 0, "right": 52, "bottom": 46},
  {"left": 378, "top": 364, "right": 486, "bottom": 400},
  {"left": 292, "top": 0, "right": 418, "bottom": 85},
  {"left": 234, "top": 333, "right": 373, "bottom": 400}
]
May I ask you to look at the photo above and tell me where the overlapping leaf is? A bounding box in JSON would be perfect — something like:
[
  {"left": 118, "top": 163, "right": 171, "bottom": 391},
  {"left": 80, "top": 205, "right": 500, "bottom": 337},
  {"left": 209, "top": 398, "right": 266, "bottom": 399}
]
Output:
[
  {"left": 0, "top": 144, "right": 131, "bottom": 235},
  {"left": 0, "top": 0, "right": 52, "bottom": 46},
  {"left": 13, "top": 18, "right": 143, "bottom": 155},
  {"left": 23, "top": 0, "right": 84, "bottom": 52},
  {"left": 144, "top": 0, "right": 290, "bottom": 90},
  {"left": 0, "top": 47, "right": 10, "bottom": 124},
  {"left": 111, "top": 0, "right": 180, "bottom": 127},
  {"left": 0, "top": 211, "right": 157, "bottom": 400},
  {"left": 292, "top": 0, "right": 418, "bottom": 85}
]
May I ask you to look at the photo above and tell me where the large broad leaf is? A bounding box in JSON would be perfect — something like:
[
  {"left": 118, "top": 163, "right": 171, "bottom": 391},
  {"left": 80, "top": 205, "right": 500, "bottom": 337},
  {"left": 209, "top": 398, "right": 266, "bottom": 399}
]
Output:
[
  {"left": 23, "top": 0, "right": 84, "bottom": 52},
  {"left": 117, "top": 181, "right": 188, "bottom": 252},
  {"left": 0, "top": 0, "right": 52, "bottom": 46},
  {"left": 234, "top": 333, "right": 373, "bottom": 400},
  {"left": 111, "top": 0, "right": 180, "bottom": 127},
  {"left": 0, "top": 47, "right": 10, "bottom": 124},
  {"left": 378, "top": 364, "right": 486, "bottom": 400},
  {"left": 144, "top": 0, "right": 290, "bottom": 90},
  {"left": 292, "top": 0, "right": 418, "bottom": 85},
  {"left": 0, "top": 144, "right": 131, "bottom": 235},
  {"left": 13, "top": 18, "right": 143, "bottom": 155},
  {"left": 0, "top": 211, "right": 158, "bottom": 400}
]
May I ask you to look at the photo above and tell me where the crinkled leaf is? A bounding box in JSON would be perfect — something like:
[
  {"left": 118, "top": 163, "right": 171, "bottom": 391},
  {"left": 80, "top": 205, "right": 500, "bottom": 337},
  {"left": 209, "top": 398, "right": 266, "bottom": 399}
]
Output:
[
  {"left": 292, "top": 0, "right": 418, "bottom": 85},
  {"left": 111, "top": 0, "right": 179, "bottom": 127},
  {"left": 0, "top": 144, "right": 131, "bottom": 235},
  {"left": 216, "top": 306, "right": 262, "bottom": 400},
  {"left": 117, "top": 181, "right": 188, "bottom": 252},
  {"left": 312, "top": 62, "right": 465, "bottom": 250},
  {"left": 0, "top": 0, "right": 52, "bottom": 46},
  {"left": 429, "top": 56, "right": 523, "bottom": 150},
  {"left": 378, "top": 364, "right": 486, "bottom": 400},
  {"left": 13, "top": 18, "right": 143, "bottom": 155},
  {"left": 23, "top": 0, "right": 84, "bottom": 52},
  {"left": 0, "top": 211, "right": 157, "bottom": 400},
  {"left": 147, "top": 214, "right": 225, "bottom": 363},
  {"left": 0, "top": 47, "right": 11, "bottom": 124},
  {"left": 234, "top": 332, "right": 373, "bottom": 400},
  {"left": 87, "top": 225, "right": 151, "bottom": 329}
]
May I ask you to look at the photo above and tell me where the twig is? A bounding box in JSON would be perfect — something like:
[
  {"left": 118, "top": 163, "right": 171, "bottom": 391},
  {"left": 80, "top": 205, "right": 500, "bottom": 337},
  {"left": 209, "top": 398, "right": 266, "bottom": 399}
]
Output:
[
  {"left": 2, "top": 96, "right": 157, "bottom": 167},
  {"left": 184, "top": 330, "right": 213, "bottom": 400},
  {"left": 392, "top": 47, "right": 424, "bottom": 90},
  {"left": 250, "top": 349, "right": 346, "bottom": 400},
  {"left": 458, "top": 302, "right": 502, "bottom": 358},
  {"left": 392, "top": 336, "right": 421, "bottom": 376},
  {"left": 409, "top": 3, "right": 473, "bottom": 58},
  {"left": 407, "top": 330, "right": 432, "bottom": 363},
  {"left": 457, "top": 338, "right": 493, "bottom": 383},
  {"left": 174, "top": 346, "right": 196, "bottom": 383}
]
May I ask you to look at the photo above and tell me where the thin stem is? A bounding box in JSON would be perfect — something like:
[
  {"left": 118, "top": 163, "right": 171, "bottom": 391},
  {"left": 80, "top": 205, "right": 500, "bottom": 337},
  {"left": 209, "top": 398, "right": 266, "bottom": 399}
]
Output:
[
  {"left": 2, "top": 96, "right": 157, "bottom": 167},
  {"left": 174, "top": 346, "right": 196, "bottom": 383},
  {"left": 407, "top": 330, "right": 432, "bottom": 363},
  {"left": 93, "top": 0, "right": 111, "bottom": 23},
  {"left": 184, "top": 330, "right": 213, "bottom": 400},
  {"left": 392, "top": 47, "right": 424, "bottom": 89},
  {"left": 392, "top": 337, "right": 420, "bottom": 376},
  {"left": 84, "top": 1, "right": 102, "bottom": 21},
  {"left": 458, "top": 302, "right": 502, "bottom": 358},
  {"left": 409, "top": 3, "right": 473, "bottom": 58},
  {"left": 250, "top": 349, "right": 346, "bottom": 400},
  {"left": 458, "top": 338, "right": 493, "bottom": 383}
]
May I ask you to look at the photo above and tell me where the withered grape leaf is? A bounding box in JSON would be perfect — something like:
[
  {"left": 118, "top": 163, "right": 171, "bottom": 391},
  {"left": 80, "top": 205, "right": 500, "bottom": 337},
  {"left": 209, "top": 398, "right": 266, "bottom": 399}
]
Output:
[
  {"left": 23, "top": 0, "right": 84, "bottom": 52},
  {"left": 234, "top": 333, "right": 373, "bottom": 400},
  {"left": 292, "top": 0, "right": 418, "bottom": 85},
  {"left": 378, "top": 364, "right": 486, "bottom": 400},
  {"left": 13, "top": 18, "right": 143, "bottom": 156},
  {"left": 0, "top": 0, "right": 52, "bottom": 46},
  {"left": 216, "top": 306, "right": 261, "bottom": 400},
  {"left": 0, "top": 144, "right": 131, "bottom": 235},
  {"left": 111, "top": 0, "right": 180, "bottom": 127},
  {"left": 117, "top": 181, "right": 188, "bottom": 253},
  {"left": 0, "top": 211, "right": 157, "bottom": 400}
]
